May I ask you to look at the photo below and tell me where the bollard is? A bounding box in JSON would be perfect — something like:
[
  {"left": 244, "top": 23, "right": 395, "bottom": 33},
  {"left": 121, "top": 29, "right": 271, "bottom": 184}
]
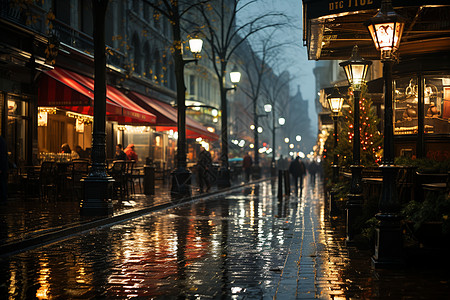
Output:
[
  {"left": 278, "top": 170, "right": 283, "bottom": 199},
  {"left": 144, "top": 165, "right": 155, "bottom": 195},
  {"left": 284, "top": 170, "right": 290, "bottom": 195}
]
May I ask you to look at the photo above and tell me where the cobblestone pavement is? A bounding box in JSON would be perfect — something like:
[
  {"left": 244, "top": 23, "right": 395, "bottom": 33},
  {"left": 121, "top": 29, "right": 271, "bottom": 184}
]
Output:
[{"left": 1, "top": 177, "right": 449, "bottom": 299}]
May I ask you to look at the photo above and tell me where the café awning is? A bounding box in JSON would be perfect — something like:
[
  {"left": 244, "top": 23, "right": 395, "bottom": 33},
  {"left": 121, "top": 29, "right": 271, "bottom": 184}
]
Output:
[
  {"left": 302, "top": 0, "right": 450, "bottom": 60},
  {"left": 38, "top": 67, "right": 156, "bottom": 124},
  {"left": 128, "top": 91, "right": 219, "bottom": 141}
]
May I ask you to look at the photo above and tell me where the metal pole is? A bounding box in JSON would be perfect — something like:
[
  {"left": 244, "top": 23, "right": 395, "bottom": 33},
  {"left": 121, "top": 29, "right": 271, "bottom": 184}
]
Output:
[
  {"left": 372, "top": 59, "right": 403, "bottom": 267},
  {"left": 170, "top": 2, "right": 191, "bottom": 198},
  {"left": 81, "top": 0, "right": 113, "bottom": 215},
  {"left": 217, "top": 66, "right": 231, "bottom": 188},
  {"left": 346, "top": 90, "right": 364, "bottom": 243}
]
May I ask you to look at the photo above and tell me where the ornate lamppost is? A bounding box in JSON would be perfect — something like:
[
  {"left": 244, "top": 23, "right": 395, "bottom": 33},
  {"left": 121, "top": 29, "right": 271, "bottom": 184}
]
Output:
[
  {"left": 339, "top": 45, "right": 372, "bottom": 243},
  {"left": 327, "top": 87, "right": 344, "bottom": 217},
  {"left": 171, "top": 38, "right": 203, "bottom": 198},
  {"left": 217, "top": 67, "right": 241, "bottom": 188},
  {"left": 364, "top": 0, "right": 406, "bottom": 267}
]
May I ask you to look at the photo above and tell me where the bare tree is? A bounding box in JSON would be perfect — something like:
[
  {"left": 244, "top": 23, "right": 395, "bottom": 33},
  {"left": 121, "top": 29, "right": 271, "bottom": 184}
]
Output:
[
  {"left": 238, "top": 29, "right": 289, "bottom": 171},
  {"left": 145, "top": 0, "right": 209, "bottom": 196},
  {"left": 194, "top": 0, "right": 288, "bottom": 183},
  {"left": 261, "top": 68, "right": 292, "bottom": 165}
]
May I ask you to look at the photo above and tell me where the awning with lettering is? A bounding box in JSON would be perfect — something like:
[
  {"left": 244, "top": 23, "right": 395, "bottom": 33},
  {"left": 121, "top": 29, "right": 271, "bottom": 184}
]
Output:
[
  {"left": 128, "top": 91, "right": 219, "bottom": 141},
  {"left": 302, "top": 0, "right": 450, "bottom": 60}
]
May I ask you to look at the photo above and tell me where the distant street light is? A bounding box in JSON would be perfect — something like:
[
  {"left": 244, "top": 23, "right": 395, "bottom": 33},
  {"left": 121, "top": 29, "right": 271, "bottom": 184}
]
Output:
[
  {"left": 278, "top": 117, "right": 285, "bottom": 126},
  {"left": 327, "top": 86, "right": 344, "bottom": 217},
  {"left": 340, "top": 45, "right": 372, "bottom": 243},
  {"left": 264, "top": 104, "right": 272, "bottom": 113},
  {"left": 296, "top": 135, "right": 301, "bottom": 142},
  {"left": 284, "top": 137, "right": 289, "bottom": 143},
  {"left": 217, "top": 67, "right": 241, "bottom": 188}
]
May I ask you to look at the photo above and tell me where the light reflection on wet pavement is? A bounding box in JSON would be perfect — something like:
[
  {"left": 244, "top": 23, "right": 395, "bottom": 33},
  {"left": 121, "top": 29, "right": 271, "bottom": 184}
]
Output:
[{"left": 1, "top": 178, "right": 449, "bottom": 299}]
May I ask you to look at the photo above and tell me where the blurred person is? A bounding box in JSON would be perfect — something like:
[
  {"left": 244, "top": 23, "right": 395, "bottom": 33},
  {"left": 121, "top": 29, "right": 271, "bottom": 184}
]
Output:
[
  {"left": 74, "top": 145, "right": 88, "bottom": 159},
  {"left": 124, "top": 144, "right": 138, "bottom": 161},
  {"left": 289, "top": 156, "right": 306, "bottom": 196},
  {"left": 243, "top": 152, "right": 253, "bottom": 182},
  {"left": 197, "top": 146, "right": 212, "bottom": 193},
  {"left": 114, "top": 144, "right": 127, "bottom": 161},
  {"left": 61, "top": 143, "right": 79, "bottom": 160}
]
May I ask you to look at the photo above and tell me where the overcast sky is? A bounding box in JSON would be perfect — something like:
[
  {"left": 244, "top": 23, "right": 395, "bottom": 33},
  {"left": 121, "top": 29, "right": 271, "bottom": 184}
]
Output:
[{"left": 237, "top": 0, "right": 318, "bottom": 133}]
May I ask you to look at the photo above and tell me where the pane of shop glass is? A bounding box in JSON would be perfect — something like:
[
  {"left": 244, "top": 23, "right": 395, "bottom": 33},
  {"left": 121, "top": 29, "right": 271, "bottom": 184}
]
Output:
[
  {"left": 394, "top": 77, "right": 418, "bottom": 135},
  {"left": 424, "top": 75, "right": 450, "bottom": 134}
]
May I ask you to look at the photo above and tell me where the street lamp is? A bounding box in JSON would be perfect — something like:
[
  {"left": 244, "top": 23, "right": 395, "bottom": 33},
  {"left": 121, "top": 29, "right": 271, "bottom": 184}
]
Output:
[
  {"left": 339, "top": 45, "right": 372, "bottom": 243},
  {"left": 217, "top": 67, "right": 241, "bottom": 188},
  {"left": 326, "top": 87, "right": 344, "bottom": 217},
  {"left": 365, "top": 0, "right": 405, "bottom": 267},
  {"left": 171, "top": 37, "right": 203, "bottom": 198},
  {"left": 266, "top": 105, "right": 285, "bottom": 175},
  {"left": 296, "top": 135, "right": 301, "bottom": 142}
]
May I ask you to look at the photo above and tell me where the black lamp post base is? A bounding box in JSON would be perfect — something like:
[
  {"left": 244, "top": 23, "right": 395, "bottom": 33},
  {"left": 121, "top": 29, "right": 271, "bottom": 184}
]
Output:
[
  {"left": 80, "top": 176, "right": 114, "bottom": 216},
  {"left": 346, "top": 193, "right": 363, "bottom": 245},
  {"left": 346, "top": 164, "right": 364, "bottom": 244},
  {"left": 372, "top": 213, "right": 404, "bottom": 268},
  {"left": 217, "top": 167, "right": 231, "bottom": 188},
  {"left": 170, "top": 167, "right": 192, "bottom": 199},
  {"left": 329, "top": 188, "right": 339, "bottom": 217}
]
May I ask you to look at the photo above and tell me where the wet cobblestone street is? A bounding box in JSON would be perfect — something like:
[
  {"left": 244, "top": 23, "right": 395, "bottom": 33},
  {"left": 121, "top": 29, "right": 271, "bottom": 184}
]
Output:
[{"left": 1, "top": 178, "right": 449, "bottom": 299}]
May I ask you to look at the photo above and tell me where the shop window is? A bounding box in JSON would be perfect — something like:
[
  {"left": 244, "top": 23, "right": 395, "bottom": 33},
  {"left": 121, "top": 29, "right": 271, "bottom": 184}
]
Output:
[
  {"left": 424, "top": 75, "right": 450, "bottom": 134},
  {"left": 394, "top": 77, "right": 419, "bottom": 135},
  {"left": 6, "top": 95, "right": 29, "bottom": 167}
]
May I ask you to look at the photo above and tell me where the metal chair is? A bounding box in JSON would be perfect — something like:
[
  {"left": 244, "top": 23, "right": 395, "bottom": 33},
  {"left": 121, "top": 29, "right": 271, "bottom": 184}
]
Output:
[
  {"left": 72, "top": 160, "right": 90, "bottom": 199},
  {"left": 39, "top": 161, "right": 57, "bottom": 200},
  {"left": 108, "top": 160, "right": 127, "bottom": 199}
]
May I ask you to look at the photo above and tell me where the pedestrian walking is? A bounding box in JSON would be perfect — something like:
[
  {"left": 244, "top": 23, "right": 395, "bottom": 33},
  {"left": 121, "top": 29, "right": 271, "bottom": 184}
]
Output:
[
  {"left": 242, "top": 152, "right": 253, "bottom": 182},
  {"left": 114, "top": 144, "right": 127, "bottom": 161},
  {"left": 197, "top": 147, "right": 212, "bottom": 192},
  {"left": 124, "top": 144, "right": 138, "bottom": 162},
  {"left": 289, "top": 156, "right": 306, "bottom": 196}
]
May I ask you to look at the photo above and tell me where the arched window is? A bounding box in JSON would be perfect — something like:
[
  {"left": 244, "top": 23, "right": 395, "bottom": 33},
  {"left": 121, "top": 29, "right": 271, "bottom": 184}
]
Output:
[{"left": 131, "top": 34, "right": 141, "bottom": 74}]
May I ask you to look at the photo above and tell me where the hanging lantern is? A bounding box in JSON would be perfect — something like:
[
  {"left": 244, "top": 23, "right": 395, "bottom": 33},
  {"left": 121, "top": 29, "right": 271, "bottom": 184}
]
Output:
[
  {"left": 339, "top": 45, "right": 372, "bottom": 91},
  {"left": 364, "top": 0, "right": 405, "bottom": 60}
]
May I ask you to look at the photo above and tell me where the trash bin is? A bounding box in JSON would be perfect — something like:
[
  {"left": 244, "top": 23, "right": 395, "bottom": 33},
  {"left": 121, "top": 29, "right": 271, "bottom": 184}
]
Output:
[{"left": 144, "top": 165, "right": 155, "bottom": 195}]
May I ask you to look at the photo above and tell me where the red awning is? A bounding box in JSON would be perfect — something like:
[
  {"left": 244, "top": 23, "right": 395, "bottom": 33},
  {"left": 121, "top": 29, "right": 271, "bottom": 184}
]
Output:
[
  {"left": 38, "top": 68, "right": 122, "bottom": 116},
  {"left": 38, "top": 68, "right": 156, "bottom": 124},
  {"left": 128, "top": 91, "right": 219, "bottom": 141}
]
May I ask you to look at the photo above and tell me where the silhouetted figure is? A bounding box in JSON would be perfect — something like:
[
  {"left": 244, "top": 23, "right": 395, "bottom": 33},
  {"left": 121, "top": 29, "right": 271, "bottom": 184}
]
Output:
[
  {"left": 243, "top": 152, "right": 253, "bottom": 182},
  {"left": 61, "top": 143, "right": 79, "bottom": 160},
  {"left": 114, "top": 144, "right": 127, "bottom": 161},
  {"left": 289, "top": 156, "right": 306, "bottom": 196},
  {"left": 74, "top": 145, "right": 88, "bottom": 159},
  {"left": 197, "top": 147, "right": 212, "bottom": 192}
]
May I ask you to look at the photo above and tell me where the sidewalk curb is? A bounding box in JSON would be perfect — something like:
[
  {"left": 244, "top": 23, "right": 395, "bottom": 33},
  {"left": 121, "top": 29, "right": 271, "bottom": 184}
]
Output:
[{"left": 0, "top": 178, "right": 270, "bottom": 257}]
